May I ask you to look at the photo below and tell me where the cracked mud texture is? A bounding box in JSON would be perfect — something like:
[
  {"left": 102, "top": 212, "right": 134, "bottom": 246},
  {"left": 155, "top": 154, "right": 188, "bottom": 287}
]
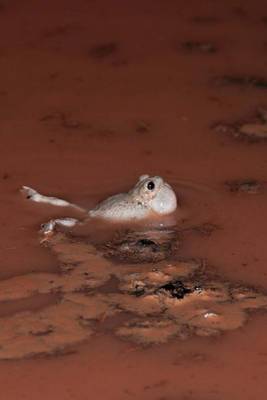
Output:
[{"left": 0, "top": 230, "right": 266, "bottom": 360}]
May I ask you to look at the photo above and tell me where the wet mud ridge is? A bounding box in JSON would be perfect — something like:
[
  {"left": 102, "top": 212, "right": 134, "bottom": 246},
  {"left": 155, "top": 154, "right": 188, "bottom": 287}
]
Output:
[
  {"left": 225, "top": 179, "right": 267, "bottom": 194},
  {"left": 213, "top": 107, "right": 267, "bottom": 142},
  {"left": 0, "top": 228, "right": 266, "bottom": 360}
]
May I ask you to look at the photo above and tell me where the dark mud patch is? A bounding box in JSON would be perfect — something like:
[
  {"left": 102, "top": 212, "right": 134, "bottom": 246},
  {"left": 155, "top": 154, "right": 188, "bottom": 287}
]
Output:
[
  {"left": 232, "top": 6, "right": 247, "bottom": 17},
  {"left": 214, "top": 75, "right": 267, "bottom": 89},
  {"left": 180, "top": 223, "right": 219, "bottom": 237},
  {"left": 98, "top": 228, "right": 179, "bottom": 264},
  {"left": 135, "top": 120, "right": 151, "bottom": 134},
  {"left": 40, "top": 111, "right": 91, "bottom": 131},
  {"left": 225, "top": 180, "right": 266, "bottom": 194},
  {"left": 0, "top": 230, "right": 266, "bottom": 358},
  {"left": 88, "top": 42, "right": 118, "bottom": 60},
  {"left": 156, "top": 280, "right": 192, "bottom": 299},
  {"left": 172, "top": 351, "right": 211, "bottom": 366},
  {"left": 180, "top": 41, "right": 217, "bottom": 54},
  {"left": 213, "top": 107, "right": 267, "bottom": 142},
  {"left": 42, "top": 24, "right": 75, "bottom": 38},
  {"left": 2, "top": 172, "right": 9, "bottom": 180},
  {"left": 40, "top": 112, "right": 123, "bottom": 140},
  {"left": 191, "top": 16, "right": 221, "bottom": 24}
]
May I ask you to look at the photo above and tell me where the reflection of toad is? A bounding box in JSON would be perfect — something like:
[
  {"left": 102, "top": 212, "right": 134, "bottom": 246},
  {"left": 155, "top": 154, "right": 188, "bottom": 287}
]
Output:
[{"left": 21, "top": 175, "right": 177, "bottom": 231}]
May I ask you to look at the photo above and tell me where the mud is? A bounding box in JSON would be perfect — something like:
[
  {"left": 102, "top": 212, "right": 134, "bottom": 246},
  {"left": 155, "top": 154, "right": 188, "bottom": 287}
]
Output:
[
  {"left": 88, "top": 42, "right": 118, "bottom": 60},
  {"left": 214, "top": 75, "right": 267, "bottom": 89},
  {"left": 97, "top": 227, "right": 179, "bottom": 263},
  {"left": 225, "top": 180, "right": 266, "bottom": 194},
  {"left": 0, "top": 229, "right": 266, "bottom": 359},
  {"left": 1, "top": 0, "right": 267, "bottom": 399},
  {"left": 180, "top": 41, "right": 218, "bottom": 54},
  {"left": 40, "top": 111, "right": 91, "bottom": 131},
  {"left": 214, "top": 108, "right": 267, "bottom": 142}
]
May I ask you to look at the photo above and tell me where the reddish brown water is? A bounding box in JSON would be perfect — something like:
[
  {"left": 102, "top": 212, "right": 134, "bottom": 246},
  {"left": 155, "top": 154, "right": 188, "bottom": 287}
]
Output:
[{"left": 1, "top": 0, "right": 267, "bottom": 398}]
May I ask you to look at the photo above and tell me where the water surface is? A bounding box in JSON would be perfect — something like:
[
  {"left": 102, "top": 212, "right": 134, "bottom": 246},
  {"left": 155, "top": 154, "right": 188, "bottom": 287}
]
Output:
[{"left": 0, "top": 0, "right": 267, "bottom": 398}]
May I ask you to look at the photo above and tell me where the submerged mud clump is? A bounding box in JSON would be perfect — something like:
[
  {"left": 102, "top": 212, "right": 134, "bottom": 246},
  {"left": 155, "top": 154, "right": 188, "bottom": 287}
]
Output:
[
  {"left": 113, "top": 280, "right": 267, "bottom": 344},
  {"left": 98, "top": 228, "right": 179, "bottom": 264},
  {"left": 88, "top": 42, "right": 118, "bottom": 60},
  {"left": 156, "top": 280, "right": 192, "bottom": 299},
  {"left": 135, "top": 120, "right": 151, "bottom": 134},
  {"left": 180, "top": 41, "right": 217, "bottom": 54},
  {"left": 40, "top": 111, "right": 91, "bottom": 131},
  {"left": 225, "top": 180, "right": 265, "bottom": 194},
  {"left": 214, "top": 75, "right": 267, "bottom": 89},
  {"left": 213, "top": 108, "right": 267, "bottom": 142},
  {"left": 0, "top": 230, "right": 266, "bottom": 359},
  {"left": 191, "top": 16, "right": 221, "bottom": 24}
]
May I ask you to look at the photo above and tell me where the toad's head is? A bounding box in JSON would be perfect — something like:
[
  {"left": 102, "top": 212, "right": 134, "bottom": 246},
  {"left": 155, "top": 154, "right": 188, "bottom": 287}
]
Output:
[{"left": 130, "top": 175, "right": 177, "bottom": 215}]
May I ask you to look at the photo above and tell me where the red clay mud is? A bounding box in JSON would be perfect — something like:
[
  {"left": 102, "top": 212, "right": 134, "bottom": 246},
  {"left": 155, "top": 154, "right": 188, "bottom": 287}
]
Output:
[
  {"left": 1, "top": 0, "right": 267, "bottom": 399},
  {"left": 0, "top": 229, "right": 266, "bottom": 360},
  {"left": 214, "top": 108, "right": 267, "bottom": 142}
]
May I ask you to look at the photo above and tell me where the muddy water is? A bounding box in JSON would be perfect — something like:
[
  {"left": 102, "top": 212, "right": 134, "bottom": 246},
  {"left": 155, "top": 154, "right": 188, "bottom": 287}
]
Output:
[{"left": 1, "top": 0, "right": 267, "bottom": 398}]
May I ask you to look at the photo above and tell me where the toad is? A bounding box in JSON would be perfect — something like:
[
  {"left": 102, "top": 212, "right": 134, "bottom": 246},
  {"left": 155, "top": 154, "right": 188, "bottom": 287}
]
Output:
[{"left": 21, "top": 175, "right": 177, "bottom": 231}]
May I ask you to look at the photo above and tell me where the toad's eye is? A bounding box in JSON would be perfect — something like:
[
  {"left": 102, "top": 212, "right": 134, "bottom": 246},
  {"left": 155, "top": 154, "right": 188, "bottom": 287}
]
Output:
[{"left": 147, "top": 181, "right": 155, "bottom": 191}]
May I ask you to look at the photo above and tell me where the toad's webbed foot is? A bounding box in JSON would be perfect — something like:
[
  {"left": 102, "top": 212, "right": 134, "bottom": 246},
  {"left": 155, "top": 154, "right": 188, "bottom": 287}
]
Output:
[{"left": 41, "top": 218, "right": 79, "bottom": 236}]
